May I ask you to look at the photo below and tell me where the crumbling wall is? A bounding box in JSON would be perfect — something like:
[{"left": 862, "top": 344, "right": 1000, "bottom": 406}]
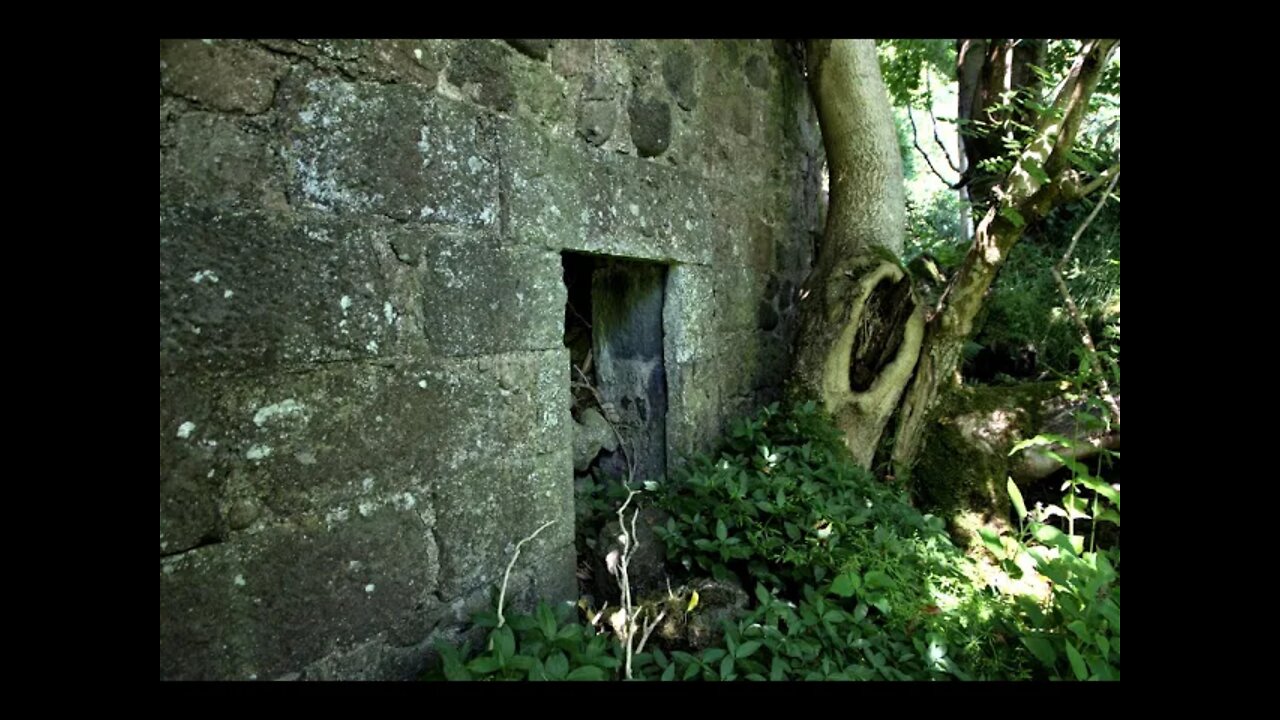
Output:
[{"left": 159, "top": 38, "right": 822, "bottom": 680}]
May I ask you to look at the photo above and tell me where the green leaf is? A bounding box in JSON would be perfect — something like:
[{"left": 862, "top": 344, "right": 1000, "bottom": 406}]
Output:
[
  {"left": 1098, "top": 599, "right": 1121, "bottom": 633},
  {"left": 507, "top": 654, "right": 536, "bottom": 671},
  {"left": 864, "top": 570, "right": 892, "bottom": 589},
  {"left": 978, "top": 528, "right": 1006, "bottom": 556},
  {"left": 652, "top": 647, "right": 669, "bottom": 669},
  {"left": 1000, "top": 558, "right": 1024, "bottom": 579},
  {"left": 537, "top": 602, "right": 558, "bottom": 640},
  {"left": 1023, "top": 159, "right": 1051, "bottom": 185},
  {"left": 737, "top": 641, "right": 762, "bottom": 659},
  {"left": 1086, "top": 653, "right": 1115, "bottom": 681},
  {"left": 853, "top": 602, "right": 869, "bottom": 622},
  {"left": 770, "top": 656, "right": 788, "bottom": 680},
  {"left": 1078, "top": 474, "right": 1120, "bottom": 505},
  {"left": 822, "top": 609, "right": 846, "bottom": 624},
  {"left": 1000, "top": 206, "right": 1026, "bottom": 228},
  {"left": 1095, "top": 509, "right": 1121, "bottom": 526},
  {"left": 1065, "top": 641, "right": 1089, "bottom": 680},
  {"left": 436, "top": 641, "right": 472, "bottom": 681},
  {"left": 545, "top": 651, "right": 569, "bottom": 680},
  {"left": 830, "top": 572, "right": 861, "bottom": 597},
  {"left": 567, "top": 666, "right": 607, "bottom": 681},
  {"left": 1021, "top": 636, "right": 1057, "bottom": 668},
  {"left": 716, "top": 518, "right": 728, "bottom": 541},
  {"left": 1097, "top": 634, "right": 1111, "bottom": 657},
  {"left": 1008, "top": 478, "right": 1028, "bottom": 519},
  {"left": 1033, "top": 524, "right": 1075, "bottom": 554},
  {"left": 702, "top": 648, "right": 727, "bottom": 664},
  {"left": 492, "top": 626, "right": 516, "bottom": 661},
  {"left": 720, "top": 655, "right": 735, "bottom": 679},
  {"left": 1063, "top": 494, "right": 1092, "bottom": 520},
  {"left": 467, "top": 655, "right": 502, "bottom": 674},
  {"left": 661, "top": 663, "right": 676, "bottom": 681}
]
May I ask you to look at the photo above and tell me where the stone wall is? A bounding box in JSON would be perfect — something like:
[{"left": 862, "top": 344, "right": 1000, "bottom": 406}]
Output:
[{"left": 159, "top": 38, "right": 823, "bottom": 680}]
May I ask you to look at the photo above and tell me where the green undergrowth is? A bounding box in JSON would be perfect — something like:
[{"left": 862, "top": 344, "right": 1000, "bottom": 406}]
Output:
[{"left": 424, "top": 402, "right": 1119, "bottom": 681}]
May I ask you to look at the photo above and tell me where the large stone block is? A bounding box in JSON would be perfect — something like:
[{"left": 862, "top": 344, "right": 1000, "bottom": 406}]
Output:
[
  {"left": 161, "top": 376, "right": 226, "bottom": 555},
  {"left": 502, "top": 117, "right": 713, "bottom": 264},
  {"left": 160, "top": 112, "right": 280, "bottom": 209},
  {"left": 420, "top": 231, "right": 565, "bottom": 356},
  {"left": 447, "top": 40, "right": 516, "bottom": 112},
  {"left": 663, "top": 264, "right": 717, "bottom": 365},
  {"left": 160, "top": 40, "right": 287, "bottom": 114},
  {"left": 712, "top": 265, "right": 768, "bottom": 333},
  {"left": 665, "top": 358, "right": 723, "bottom": 464},
  {"left": 159, "top": 208, "right": 417, "bottom": 376},
  {"left": 160, "top": 350, "right": 569, "bottom": 528},
  {"left": 267, "top": 39, "right": 443, "bottom": 88},
  {"left": 432, "top": 447, "right": 574, "bottom": 601},
  {"left": 160, "top": 502, "right": 439, "bottom": 680},
  {"left": 281, "top": 77, "right": 499, "bottom": 224}
]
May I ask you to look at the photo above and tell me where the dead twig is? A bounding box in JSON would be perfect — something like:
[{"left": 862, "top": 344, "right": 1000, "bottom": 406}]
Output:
[
  {"left": 495, "top": 519, "right": 557, "bottom": 639},
  {"left": 1051, "top": 168, "right": 1121, "bottom": 429}
]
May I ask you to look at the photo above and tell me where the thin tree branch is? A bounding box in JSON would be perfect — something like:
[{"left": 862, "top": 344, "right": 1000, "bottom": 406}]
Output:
[
  {"left": 1094, "top": 118, "right": 1120, "bottom": 151},
  {"left": 925, "top": 73, "right": 962, "bottom": 173},
  {"left": 1075, "top": 162, "right": 1120, "bottom": 200},
  {"left": 907, "top": 105, "right": 963, "bottom": 189},
  {"left": 1052, "top": 169, "right": 1122, "bottom": 429}
]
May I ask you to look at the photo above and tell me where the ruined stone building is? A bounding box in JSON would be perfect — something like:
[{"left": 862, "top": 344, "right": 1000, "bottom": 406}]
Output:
[{"left": 160, "top": 39, "right": 823, "bottom": 680}]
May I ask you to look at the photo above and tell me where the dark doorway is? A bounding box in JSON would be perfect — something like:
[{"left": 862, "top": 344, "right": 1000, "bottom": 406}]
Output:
[{"left": 562, "top": 252, "right": 668, "bottom": 485}]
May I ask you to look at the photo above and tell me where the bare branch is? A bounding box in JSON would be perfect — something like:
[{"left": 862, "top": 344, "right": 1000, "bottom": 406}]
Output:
[
  {"left": 1094, "top": 118, "right": 1120, "bottom": 151},
  {"left": 1075, "top": 162, "right": 1121, "bottom": 201},
  {"left": 1052, "top": 169, "right": 1122, "bottom": 429},
  {"left": 925, "top": 73, "right": 962, "bottom": 173},
  {"left": 635, "top": 609, "right": 668, "bottom": 656},
  {"left": 907, "top": 105, "right": 962, "bottom": 189},
  {"left": 495, "top": 520, "right": 557, "bottom": 634}
]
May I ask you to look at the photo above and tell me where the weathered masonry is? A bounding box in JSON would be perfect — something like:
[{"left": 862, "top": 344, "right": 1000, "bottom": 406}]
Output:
[{"left": 160, "top": 38, "right": 823, "bottom": 680}]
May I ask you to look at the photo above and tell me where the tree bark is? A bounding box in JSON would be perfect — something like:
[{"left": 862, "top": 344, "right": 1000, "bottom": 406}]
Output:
[
  {"left": 957, "top": 39, "right": 1047, "bottom": 212},
  {"left": 790, "top": 40, "right": 922, "bottom": 467}
]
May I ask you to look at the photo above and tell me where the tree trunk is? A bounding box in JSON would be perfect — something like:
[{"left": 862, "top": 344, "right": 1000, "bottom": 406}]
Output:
[
  {"left": 790, "top": 40, "right": 922, "bottom": 467},
  {"left": 957, "top": 39, "right": 1047, "bottom": 213},
  {"left": 893, "top": 39, "right": 1119, "bottom": 474}
]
